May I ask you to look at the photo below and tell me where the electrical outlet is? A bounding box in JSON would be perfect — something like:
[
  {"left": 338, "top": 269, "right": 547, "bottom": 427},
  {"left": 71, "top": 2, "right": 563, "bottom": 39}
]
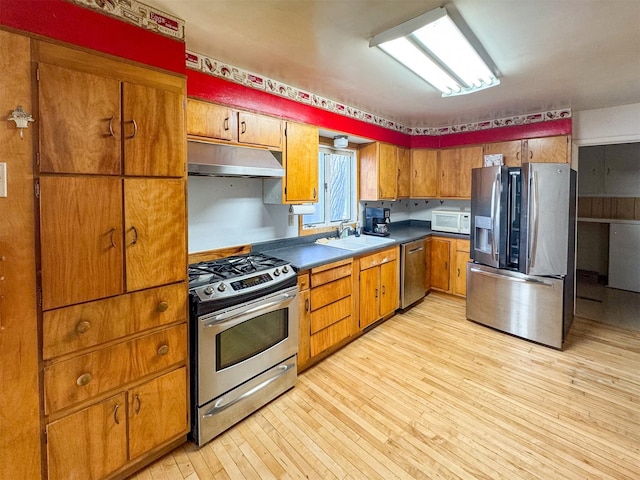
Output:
[
  {"left": 288, "top": 214, "right": 294, "bottom": 226},
  {"left": 0, "top": 163, "right": 7, "bottom": 197}
]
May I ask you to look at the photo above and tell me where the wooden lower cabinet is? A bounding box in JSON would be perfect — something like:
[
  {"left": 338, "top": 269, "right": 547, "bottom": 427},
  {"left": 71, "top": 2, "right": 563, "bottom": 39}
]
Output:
[
  {"left": 297, "top": 260, "right": 358, "bottom": 370},
  {"left": 453, "top": 240, "right": 471, "bottom": 297},
  {"left": 425, "top": 237, "right": 432, "bottom": 291},
  {"left": 359, "top": 246, "right": 399, "bottom": 329},
  {"left": 46, "top": 368, "right": 187, "bottom": 480},
  {"left": 431, "top": 236, "right": 470, "bottom": 297},
  {"left": 47, "top": 393, "right": 127, "bottom": 480},
  {"left": 431, "top": 237, "right": 451, "bottom": 292}
]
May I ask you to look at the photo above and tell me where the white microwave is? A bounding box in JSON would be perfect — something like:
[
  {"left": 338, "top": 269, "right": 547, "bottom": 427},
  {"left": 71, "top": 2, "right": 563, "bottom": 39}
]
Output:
[{"left": 432, "top": 210, "right": 471, "bottom": 234}]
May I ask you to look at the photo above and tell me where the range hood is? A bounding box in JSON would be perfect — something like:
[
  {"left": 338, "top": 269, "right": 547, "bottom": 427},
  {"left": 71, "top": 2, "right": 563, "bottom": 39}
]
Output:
[{"left": 187, "top": 141, "right": 284, "bottom": 178}]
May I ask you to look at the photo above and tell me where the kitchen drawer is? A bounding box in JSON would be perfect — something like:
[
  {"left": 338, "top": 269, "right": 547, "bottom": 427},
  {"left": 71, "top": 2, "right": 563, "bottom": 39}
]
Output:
[
  {"left": 310, "top": 297, "right": 351, "bottom": 334},
  {"left": 456, "top": 239, "right": 470, "bottom": 253},
  {"left": 359, "top": 246, "right": 398, "bottom": 270},
  {"left": 311, "top": 259, "right": 352, "bottom": 287},
  {"left": 44, "top": 324, "right": 187, "bottom": 414},
  {"left": 309, "top": 316, "right": 353, "bottom": 357},
  {"left": 43, "top": 283, "right": 187, "bottom": 360},
  {"left": 297, "top": 272, "right": 310, "bottom": 291},
  {"left": 310, "top": 277, "right": 352, "bottom": 310}
]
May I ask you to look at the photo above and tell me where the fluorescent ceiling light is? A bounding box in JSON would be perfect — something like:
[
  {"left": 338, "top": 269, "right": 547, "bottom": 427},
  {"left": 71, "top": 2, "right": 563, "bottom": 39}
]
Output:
[{"left": 370, "top": 7, "right": 500, "bottom": 97}]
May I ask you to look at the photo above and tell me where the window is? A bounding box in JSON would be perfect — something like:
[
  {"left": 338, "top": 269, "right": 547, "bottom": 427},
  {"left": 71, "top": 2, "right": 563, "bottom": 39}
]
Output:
[{"left": 303, "top": 146, "right": 357, "bottom": 228}]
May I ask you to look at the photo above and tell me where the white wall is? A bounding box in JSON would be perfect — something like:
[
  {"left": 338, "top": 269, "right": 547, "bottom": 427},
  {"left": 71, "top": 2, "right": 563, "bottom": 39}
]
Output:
[
  {"left": 188, "top": 176, "right": 296, "bottom": 253},
  {"left": 573, "top": 103, "right": 640, "bottom": 145}
]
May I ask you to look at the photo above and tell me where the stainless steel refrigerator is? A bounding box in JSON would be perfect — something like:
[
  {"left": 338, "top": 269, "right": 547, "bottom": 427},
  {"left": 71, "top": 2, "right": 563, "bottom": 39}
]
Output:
[{"left": 466, "top": 163, "right": 576, "bottom": 349}]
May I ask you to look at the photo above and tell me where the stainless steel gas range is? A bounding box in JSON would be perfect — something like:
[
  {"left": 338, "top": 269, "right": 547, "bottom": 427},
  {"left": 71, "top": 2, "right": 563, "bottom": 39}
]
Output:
[{"left": 188, "top": 253, "right": 299, "bottom": 446}]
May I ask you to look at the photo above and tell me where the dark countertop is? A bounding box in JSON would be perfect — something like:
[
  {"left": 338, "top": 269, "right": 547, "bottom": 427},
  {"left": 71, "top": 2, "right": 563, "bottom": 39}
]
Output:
[{"left": 257, "top": 221, "right": 470, "bottom": 271}]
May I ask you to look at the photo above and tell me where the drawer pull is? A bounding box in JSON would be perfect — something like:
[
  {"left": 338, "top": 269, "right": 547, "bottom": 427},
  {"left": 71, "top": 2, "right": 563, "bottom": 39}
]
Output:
[
  {"left": 156, "top": 301, "right": 169, "bottom": 313},
  {"left": 76, "top": 373, "right": 92, "bottom": 387},
  {"left": 113, "top": 403, "right": 120, "bottom": 425},
  {"left": 157, "top": 344, "right": 169, "bottom": 356},
  {"left": 75, "top": 320, "right": 91, "bottom": 335}
]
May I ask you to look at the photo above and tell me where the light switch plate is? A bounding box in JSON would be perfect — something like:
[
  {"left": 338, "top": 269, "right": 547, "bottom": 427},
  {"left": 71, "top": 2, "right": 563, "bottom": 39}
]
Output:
[{"left": 0, "top": 162, "right": 7, "bottom": 197}]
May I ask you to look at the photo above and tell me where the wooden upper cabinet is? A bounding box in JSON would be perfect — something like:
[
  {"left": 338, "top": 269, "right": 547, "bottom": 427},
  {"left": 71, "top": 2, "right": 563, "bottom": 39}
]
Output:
[
  {"left": 124, "top": 178, "right": 187, "bottom": 292},
  {"left": 284, "top": 122, "right": 319, "bottom": 203},
  {"left": 524, "top": 135, "right": 570, "bottom": 163},
  {"left": 396, "top": 147, "right": 411, "bottom": 198},
  {"left": 123, "top": 83, "right": 185, "bottom": 177},
  {"left": 186, "top": 99, "right": 283, "bottom": 149},
  {"left": 39, "top": 176, "right": 124, "bottom": 311},
  {"left": 38, "top": 63, "right": 121, "bottom": 175},
  {"left": 38, "top": 63, "right": 185, "bottom": 177},
  {"left": 411, "top": 149, "right": 439, "bottom": 198},
  {"left": 484, "top": 140, "right": 522, "bottom": 167},
  {"left": 360, "top": 142, "right": 398, "bottom": 200},
  {"left": 439, "top": 145, "right": 483, "bottom": 198},
  {"left": 238, "top": 111, "right": 283, "bottom": 149},
  {"left": 186, "top": 99, "right": 235, "bottom": 141}
]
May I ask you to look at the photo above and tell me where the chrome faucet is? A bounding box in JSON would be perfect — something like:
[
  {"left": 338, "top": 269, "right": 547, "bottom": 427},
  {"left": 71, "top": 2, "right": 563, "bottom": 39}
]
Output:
[{"left": 338, "top": 222, "right": 355, "bottom": 238}]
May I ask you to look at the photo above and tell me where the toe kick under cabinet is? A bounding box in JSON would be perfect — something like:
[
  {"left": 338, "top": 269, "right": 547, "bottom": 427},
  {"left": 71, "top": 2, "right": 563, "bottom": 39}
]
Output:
[{"left": 35, "top": 41, "right": 189, "bottom": 480}]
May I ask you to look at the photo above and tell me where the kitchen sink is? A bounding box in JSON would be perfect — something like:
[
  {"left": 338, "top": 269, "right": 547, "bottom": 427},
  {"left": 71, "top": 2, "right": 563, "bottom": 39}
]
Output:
[{"left": 319, "top": 234, "right": 395, "bottom": 252}]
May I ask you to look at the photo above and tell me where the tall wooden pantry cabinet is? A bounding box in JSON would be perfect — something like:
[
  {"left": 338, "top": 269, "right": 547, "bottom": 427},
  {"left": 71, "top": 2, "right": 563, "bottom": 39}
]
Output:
[{"left": 34, "top": 41, "right": 189, "bottom": 480}]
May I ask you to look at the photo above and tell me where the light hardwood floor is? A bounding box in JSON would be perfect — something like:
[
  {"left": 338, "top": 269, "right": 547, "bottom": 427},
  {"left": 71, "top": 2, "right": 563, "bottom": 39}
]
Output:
[{"left": 132, "top": 293, "right": 640, "bottom": 480}]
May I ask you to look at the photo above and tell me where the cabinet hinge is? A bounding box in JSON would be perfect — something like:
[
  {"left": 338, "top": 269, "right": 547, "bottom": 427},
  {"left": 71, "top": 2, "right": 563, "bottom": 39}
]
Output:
[
  {"left": 36, "top": 151, "right": 40, "bottom": 166},
  {"left": 34, "top": 180, "right": 40, "bottom": 199},
  {"left": 44, "top": 427, "right": 47, "bottom": 444},
  {"left": 37, "top": 288, "right": 42, "bottom": 307},
  {"left": 36, "top": 67, "right": 40, "bottom": 82}
]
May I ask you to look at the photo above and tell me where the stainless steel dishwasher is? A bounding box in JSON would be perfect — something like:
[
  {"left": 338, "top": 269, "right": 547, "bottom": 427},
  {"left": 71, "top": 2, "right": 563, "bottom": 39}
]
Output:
[{"left": 400, "top": 239, "right": 426, "bottom": 308}]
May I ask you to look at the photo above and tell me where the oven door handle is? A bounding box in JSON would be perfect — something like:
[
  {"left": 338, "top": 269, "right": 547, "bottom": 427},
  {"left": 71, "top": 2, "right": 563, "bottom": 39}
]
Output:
[
  {"left": 202, "top": 291, "right": 297, "bottom": 328},
  {"left": 201, "top": 360, "right": 295, "bottom": 418}
]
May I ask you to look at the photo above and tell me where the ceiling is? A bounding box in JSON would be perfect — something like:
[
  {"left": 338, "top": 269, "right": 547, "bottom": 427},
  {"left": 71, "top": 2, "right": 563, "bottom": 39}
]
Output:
[{"left": 146, "top": 0, "right": 640, "bottom": 129}]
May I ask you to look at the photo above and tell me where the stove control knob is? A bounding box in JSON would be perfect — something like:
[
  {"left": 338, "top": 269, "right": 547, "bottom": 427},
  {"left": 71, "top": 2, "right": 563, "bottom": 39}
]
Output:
[
  {"left": 203, "top": 286, "right": 214, "bottom": 296},
  {"left": 282, "top": 266, "right": 289, "bottom": 274},
  {"left": 273, "top": 268, "right": 281, "bottom": 276},
  {"left": 217, "top": 283, "right": 227, "bottom": 292}
]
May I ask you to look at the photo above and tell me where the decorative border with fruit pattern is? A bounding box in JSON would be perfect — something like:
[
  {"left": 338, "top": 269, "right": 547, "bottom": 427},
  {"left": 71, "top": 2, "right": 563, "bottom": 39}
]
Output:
[
  {"left": 187, "top": 50, "right": 571, "bottom": 136},
  {"left": 67, "top": 0, "right": 185, "bottom": 40}
]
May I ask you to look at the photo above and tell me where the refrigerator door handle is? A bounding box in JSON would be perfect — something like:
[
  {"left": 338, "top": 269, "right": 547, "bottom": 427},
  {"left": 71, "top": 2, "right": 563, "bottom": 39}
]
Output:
[
  {"left": 491, "top": 174, "right": 500, "bottom": 261},
  {"left": 469, "top": 267, "right": 554, "bottom": 287},
  {"left": 528, "top": 170, "right": 539, "bottom": 268}
]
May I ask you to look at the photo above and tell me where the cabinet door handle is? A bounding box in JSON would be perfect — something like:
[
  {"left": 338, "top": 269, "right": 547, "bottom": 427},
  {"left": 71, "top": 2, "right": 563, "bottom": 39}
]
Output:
[
  {"left": 108, "top": 227, "right": 117, "bottom": 248},
  {"left": 75, "top": 320, "right": 91, "bottom": 335},
  {"left": 606, "top": 168, "right": 610, "bottom": 175},
  {"left": 457, "top": 268, "right": 461, "bottom": 277},
  {"left": 305, "top": 298, "right": 310, "bottom": 312},
  {"left": 240, "top": 121, "right": 247, "bottom": 134},
  {"left": 107, "top": 116, "right": 115, "bottom": 137},
  {"left": 157, "top": 344, "right": 169, "bottom": 356},
  {"left": 313, "top": 187, "right": 317, "bottom": 199},
  {"left": 76, "top": 373, "right": 92, "bottom": 387},
  {"left": 516, "top": 151, "right": 520, "bottom": 160},
  {"left": 157, "top": 301, "right": 169, "bottom": 313},
  {"left": 529, "top": 150, "right": 533, "bottom": 160},
  {"left": 134, "top": 394, "right": 141, "bottom": 415},
  {"left": 124, "top": 119, "right": 138, "bottom": 139},
  {"left": 223, "top": 117, "right": 229, "bottom": 131},
  {"left": 129, "top": 226, "right": 138, "bottom": 246},
  {"left": 414, "top": 170, "right": 417, "bottom": 178},
  {"left": 113, "top": 403, "right": 120, "bottom": 424}
]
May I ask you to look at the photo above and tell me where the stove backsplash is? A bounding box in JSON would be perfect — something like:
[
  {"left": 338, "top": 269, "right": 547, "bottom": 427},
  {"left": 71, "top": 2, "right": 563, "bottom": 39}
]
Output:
[{"left": 188, "top": 176, "right": 297, "bottom": 253}]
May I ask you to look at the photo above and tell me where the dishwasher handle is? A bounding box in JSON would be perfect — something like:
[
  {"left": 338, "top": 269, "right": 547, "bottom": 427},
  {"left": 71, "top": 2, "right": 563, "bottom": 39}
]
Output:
[{"left": 407, "top": 246, "right": 424, "bottom": 254}]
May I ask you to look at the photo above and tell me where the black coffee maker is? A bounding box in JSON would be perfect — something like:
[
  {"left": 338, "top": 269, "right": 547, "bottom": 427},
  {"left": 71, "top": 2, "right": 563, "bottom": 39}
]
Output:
[{"left": 363, "top": 207, "right": 390, "bottom": 236}]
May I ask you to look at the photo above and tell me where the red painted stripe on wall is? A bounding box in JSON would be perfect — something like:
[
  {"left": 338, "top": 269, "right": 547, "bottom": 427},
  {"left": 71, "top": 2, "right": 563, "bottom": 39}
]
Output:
[
  {"left": 0, "top": 0, "right": 185, "bottom": 74},
  {"left": 436, "top": 119, "right": 573, "bottom": 148}
]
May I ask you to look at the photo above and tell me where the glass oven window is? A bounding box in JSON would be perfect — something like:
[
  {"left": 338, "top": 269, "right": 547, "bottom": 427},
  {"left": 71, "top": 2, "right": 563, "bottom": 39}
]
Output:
[{"left": 216, "top": 309, "right": 288, "bottom": 371}]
